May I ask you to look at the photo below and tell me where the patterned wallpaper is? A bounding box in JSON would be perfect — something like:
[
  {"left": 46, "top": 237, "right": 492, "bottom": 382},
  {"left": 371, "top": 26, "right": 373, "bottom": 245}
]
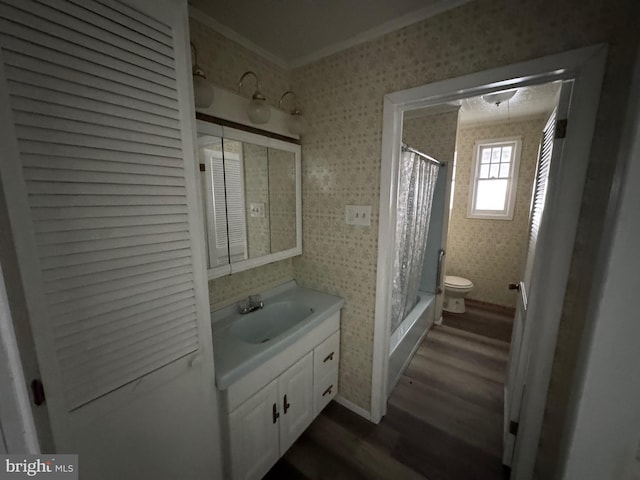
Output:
[
  {"left": 191, "top": 0, "right": 640, "bottom": 474},
  {"left": 448, "top": 117, "right": 545, "bottom": 308},
  {"left": 403, "top": 110, "right": 460, "bottom": 170},
  {"left": 208, "top": 259, "right": 295, "bottom": 312}
]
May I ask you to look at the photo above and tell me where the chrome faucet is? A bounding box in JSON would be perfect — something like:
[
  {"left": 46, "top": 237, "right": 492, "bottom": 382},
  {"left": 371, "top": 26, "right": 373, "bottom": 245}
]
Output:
[{"left": 238, "top": 295, "right": 264, "bottom": 314}]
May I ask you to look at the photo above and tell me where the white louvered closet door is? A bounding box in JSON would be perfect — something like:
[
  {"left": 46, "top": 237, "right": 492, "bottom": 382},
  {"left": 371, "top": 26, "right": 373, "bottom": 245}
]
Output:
[{"left": 0, "top": 0, "right": 221, "bottom": 478}]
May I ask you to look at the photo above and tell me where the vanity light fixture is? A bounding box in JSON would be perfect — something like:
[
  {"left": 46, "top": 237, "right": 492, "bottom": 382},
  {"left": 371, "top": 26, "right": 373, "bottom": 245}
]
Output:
[
  {"left": 238, "top": 71, "right": 271, "bottom": 124},
  {"left": 190, "top": 43, "right": 213, "bottom": 108},
  {"left": 482, "top": 89, "right": 518, "bottom": 107},
  {"left": 279, "top": 90, "right": 307, "bottom": 136}
]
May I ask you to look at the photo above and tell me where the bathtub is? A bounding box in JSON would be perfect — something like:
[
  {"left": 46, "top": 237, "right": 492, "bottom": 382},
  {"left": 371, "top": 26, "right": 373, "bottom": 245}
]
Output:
[{"left": 387, "top": 291, "right": 435, "bottom": 396}]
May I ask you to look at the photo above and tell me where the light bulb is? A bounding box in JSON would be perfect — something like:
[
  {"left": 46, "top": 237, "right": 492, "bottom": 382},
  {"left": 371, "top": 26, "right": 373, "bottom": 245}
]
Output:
[{"left": 247, "top": 93, "right": 271, "bottom": 124}]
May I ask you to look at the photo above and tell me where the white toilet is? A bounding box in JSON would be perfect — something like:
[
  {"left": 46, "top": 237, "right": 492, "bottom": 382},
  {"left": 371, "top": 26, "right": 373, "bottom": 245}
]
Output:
[{"left": 443, "top": 275, "right": 474, "bottom": 313}]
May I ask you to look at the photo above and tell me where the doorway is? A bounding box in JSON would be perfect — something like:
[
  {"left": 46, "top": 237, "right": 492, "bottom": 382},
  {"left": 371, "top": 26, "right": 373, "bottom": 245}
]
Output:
[{"left": 371, "top": 44, "right": 606, "bottom": 480}]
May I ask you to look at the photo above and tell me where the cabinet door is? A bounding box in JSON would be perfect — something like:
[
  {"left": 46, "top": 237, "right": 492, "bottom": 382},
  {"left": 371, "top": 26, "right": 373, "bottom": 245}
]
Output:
[
  {"left": 278, "top": 352, "right": 314, "bottom": 453},
  {"left": 229, "top": 380, "right": 280, "bottom": 480}
]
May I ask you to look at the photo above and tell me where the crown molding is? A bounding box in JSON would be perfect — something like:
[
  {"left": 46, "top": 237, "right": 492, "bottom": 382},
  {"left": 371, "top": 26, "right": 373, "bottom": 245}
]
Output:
[{"left": 188, "top": 6, "right": 289, "bottom": 70}]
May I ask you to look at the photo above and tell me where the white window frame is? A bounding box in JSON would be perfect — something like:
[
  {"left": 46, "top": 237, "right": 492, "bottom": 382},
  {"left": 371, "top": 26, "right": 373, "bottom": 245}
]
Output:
[{"left": 467, "top": 136, "right": 522, "bottom": 220}]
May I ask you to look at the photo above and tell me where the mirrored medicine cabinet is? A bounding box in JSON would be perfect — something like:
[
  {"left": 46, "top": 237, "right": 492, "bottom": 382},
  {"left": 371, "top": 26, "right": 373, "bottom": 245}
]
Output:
[{"left": 196, "top": 119, "right": 302, "bottom": 279}]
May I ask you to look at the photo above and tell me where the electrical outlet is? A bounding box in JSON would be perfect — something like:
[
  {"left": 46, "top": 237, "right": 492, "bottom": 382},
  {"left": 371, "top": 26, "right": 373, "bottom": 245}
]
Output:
[{"left": 250, "top": 202, "right": 265, "bottom": 218}]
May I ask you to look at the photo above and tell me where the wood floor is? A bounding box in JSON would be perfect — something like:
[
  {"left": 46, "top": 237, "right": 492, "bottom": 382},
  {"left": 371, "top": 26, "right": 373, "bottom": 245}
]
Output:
[{"left": 264, "top": 301, "right": 514, "bottom": 480}]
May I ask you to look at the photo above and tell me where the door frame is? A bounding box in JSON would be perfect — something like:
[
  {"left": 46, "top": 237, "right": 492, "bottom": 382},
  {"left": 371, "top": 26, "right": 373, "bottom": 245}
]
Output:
[{"left": 371, "top": 44, "right": 607, "bottom": 479}]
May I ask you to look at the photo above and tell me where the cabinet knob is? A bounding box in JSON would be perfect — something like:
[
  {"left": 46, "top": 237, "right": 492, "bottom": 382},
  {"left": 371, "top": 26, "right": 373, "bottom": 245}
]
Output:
[
  {"left": 322, "top": 385, "right": 333, "bottom": 397},
  {"left": 323, "top": 352, "right": 334, "bottom": 363},
  {"left": 283, "top": 394, "right": 290, "bottom": 414},
  {"left": 272, "top": 403, "right": 279, "bottom": 424}
]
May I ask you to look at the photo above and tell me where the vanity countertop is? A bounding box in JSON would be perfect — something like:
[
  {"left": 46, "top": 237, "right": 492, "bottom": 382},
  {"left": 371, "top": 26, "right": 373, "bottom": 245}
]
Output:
[{"left": 211, "top": 281, "right": 344, "bottom": 390}]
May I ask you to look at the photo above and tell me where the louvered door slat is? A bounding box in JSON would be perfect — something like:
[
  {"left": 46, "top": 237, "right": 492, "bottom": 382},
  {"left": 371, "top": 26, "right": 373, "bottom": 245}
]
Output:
[
  {"left": 20, "top": 143, "right": 184, "bottom": 169},
  {"left": 0, "top": 13, "right": 175, "bottom": 81},
  {"left": 35, "top": 0, "right": 173, "bottom": 55},
  {"left": 4, "top": 0, "right": 173, "bottom": 68},
  {"left": 29, "top": 195, "right": 187, "bottom": 208},
  {"left": 57, "top": 307, "right": 196, "bottom": 356},
  {"left": 12, "top": 98, "right": 181, "bottom": 139},
  {"left": 44, "top": 256, "right": 192, "bottom": 294},
  {"left": 38, "top": 231, "right": 190, "bottom": 257},
  {"left": 17, "top": 127, "right": 181, "bottom": 158},
  {"left": 53, "top": 295, "right": 196, "bottom": 340},
  {"left": 12, "top": 93, "right": 179, "bottom": 130},
  {"left": 15, "top": 114, "right": 181, "bottom": 150},
  {"left": 40, "top": 240, "right": 192, "bottom": 270},
  {"left": 7, "top": 67, "right": 178, "bottom": 117},
  {"left": 0, "top": 0, "right": 204, "bottom": 412},
  {"left": 23, "top": 156, "right": 182, "bottom": 178},
  {"left": 27, "top": 182, "right": 186, "bottom": 198},
  {"left": 36, "top": 223, "right": 188, "bottom": 245},
  {"left": 51, "top": 281, "right": 195, "bottom": 328},
  {"left": 60, "top": 316, "right": 196, "bottom": 369},
  {"left": 25, "top": 170, "right": 185, "bottom": 188},
  {"left": 48, "top": 264, "right": 193, "bottom": 305},
  {"left": 48, "top": 274, "right": 194, "bottom": 318},
  {"left": 0, "top": 36, "right": 177, "bottom": 97},
  {"left": 67, "top": 0, "right": 172, "bottom": 45}
]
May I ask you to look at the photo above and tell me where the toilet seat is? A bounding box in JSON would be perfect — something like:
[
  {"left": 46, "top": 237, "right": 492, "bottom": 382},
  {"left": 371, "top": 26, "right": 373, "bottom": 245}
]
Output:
[{"left": 444, "top": 275, "right": 473, "bottom": 289}]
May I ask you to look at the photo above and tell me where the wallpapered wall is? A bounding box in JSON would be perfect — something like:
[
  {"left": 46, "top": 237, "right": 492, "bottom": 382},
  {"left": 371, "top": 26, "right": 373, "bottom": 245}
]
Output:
[
  {"left": 190, "top": 19, "right": 295, "bottom": 310},
  {"left": 448, "top": 117, "right": 545, "bottom": 308},
  {"left": 191, "top": 0, "right": 640, "bottom": 474},
  {"left": 289, "top": 0, "right": 638, "bottom": 475}
]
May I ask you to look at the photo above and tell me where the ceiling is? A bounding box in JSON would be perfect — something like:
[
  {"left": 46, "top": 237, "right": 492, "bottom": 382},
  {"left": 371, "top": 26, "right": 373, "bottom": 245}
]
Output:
[
  {"left": 405, "top": 82, "right": 562, "bottom": 125},
  {"left": 188, "top": 0, "right": 474, "bottom": 68}
]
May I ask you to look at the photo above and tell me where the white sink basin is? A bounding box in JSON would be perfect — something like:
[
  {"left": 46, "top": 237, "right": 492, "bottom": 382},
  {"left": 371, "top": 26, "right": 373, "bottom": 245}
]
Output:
[
  {"left": 211, "top": 281, "right": 345, "bottom": 389},
  {"left": 230, "top": 301, "right": 314, "bottom": 344}
]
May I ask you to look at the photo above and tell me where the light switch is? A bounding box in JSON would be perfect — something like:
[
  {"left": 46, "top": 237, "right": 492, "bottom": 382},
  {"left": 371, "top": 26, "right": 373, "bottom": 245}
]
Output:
[{"left": 345, "top": 205, "right": 371, "bottom": 226}]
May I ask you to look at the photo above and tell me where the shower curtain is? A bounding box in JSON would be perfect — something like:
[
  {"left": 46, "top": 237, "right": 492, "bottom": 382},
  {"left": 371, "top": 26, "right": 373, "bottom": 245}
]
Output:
[{"left": 390, "top": 150, "right": 440, "bottom": 333}]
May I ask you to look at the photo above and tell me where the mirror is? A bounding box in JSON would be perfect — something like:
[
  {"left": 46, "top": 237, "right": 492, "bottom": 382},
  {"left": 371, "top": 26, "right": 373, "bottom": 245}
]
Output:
[{"left": 196, "top": 120, "right": 301, "bottom": 278}]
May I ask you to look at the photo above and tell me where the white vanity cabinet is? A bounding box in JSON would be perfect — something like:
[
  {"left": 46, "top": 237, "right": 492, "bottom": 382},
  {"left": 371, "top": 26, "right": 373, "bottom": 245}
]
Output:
[
  {"left": 218, "top": 308, "right": 341, "bottom": 480},
  {"left": 228, "top": 353, "right": 313, "bottom": 480}
]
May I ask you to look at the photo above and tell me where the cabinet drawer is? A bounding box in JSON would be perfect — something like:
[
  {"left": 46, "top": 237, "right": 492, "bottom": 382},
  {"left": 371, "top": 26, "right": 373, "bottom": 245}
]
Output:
[
  {"left": 313, "top": 330, "right": 339, "bottom": 380},
  {"left": 313, "top": 368, "right": 338, "bottom": 416}
]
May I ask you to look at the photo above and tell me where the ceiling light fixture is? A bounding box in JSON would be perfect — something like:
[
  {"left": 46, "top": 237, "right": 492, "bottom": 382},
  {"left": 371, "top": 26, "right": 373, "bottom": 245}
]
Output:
[
  {"left": 279, "top": 90, "right": 307, "bottom": 136},
  {"left": 238, "top": 71, "right": 271, "bottom": 124},
  {"left": 190, "top": 43, "right": 213, "bottom": 108},
  {"left": 482, "top": 89, "right": 518, "bottom": 107}
]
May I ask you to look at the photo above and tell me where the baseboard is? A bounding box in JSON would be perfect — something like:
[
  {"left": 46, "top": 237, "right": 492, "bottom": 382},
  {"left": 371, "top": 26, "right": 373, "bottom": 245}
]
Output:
[
  {"left": 334, "top": 395, "right": 372, "bottom": 422},
  {"left": 434, "top": 315, "right": 443, "bottom": 325}
]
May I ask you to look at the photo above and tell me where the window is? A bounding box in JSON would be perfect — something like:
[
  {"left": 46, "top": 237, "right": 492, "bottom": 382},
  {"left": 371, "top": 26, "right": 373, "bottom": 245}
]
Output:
[{"left": 467, "top": 137, "right": 522, "bottom": 220}]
